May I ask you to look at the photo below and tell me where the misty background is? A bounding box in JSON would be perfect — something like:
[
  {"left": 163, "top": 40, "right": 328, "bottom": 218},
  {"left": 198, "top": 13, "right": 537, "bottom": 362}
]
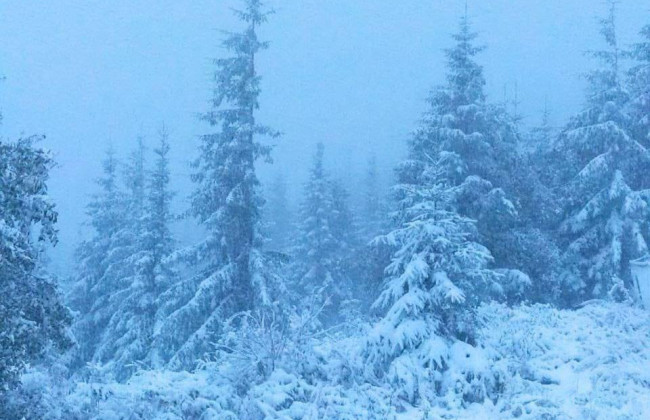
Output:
[{"left": 0, "top": 0, "right": 648, "bottom": 275}]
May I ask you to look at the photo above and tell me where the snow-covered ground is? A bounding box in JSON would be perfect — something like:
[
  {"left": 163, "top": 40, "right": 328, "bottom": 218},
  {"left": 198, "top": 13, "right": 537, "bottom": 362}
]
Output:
[
  {"left": 477, "top": 301, "right": 650, "bottom": 419},
  {"left": 16, "top": 301, "right": 650, "bottom": 419}
]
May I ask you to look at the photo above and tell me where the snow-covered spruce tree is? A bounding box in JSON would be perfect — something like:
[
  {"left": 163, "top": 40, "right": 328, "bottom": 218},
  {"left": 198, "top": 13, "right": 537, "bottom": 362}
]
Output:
[
  {"left": 490, "top": 109, "right": 565, "bottom": 304},
  {"left": 152, "top": 0, "right": 283, "bottom": 369},
  {"left": 265, "top": 172, "right": 293, "bottom": 252},
  {"left": 68, "top": 147, "right": 134, "bottom": 373},
  {"left": 628, "top": 23, "right": 650, "bottom": 148},
  {"left": 90, "top": 131, "right": 177, "bottom": 381},
  {"left": 70, "top": 138, "right": 149, "bottom": 379},
  {"left": 554, "top": 1, "right": 650, "bottom": 301},
  {"left": 563, "top": 170, "right": 649, "bottom": 302},
  {"left": 329, "top": 177, "right": 362, "bottom": 316},
  {"left": 399, "top": 13, "right": 530, "bottom": 302},
  {"left": 406, "top": 13, "right": 517, "bottom": 191},
  {"left": 365, "top": 154, "right": 500, "bottom": 405},
  {"left": 90, "top": 137, "right": 148, "bottom": 379},
  {"left": 293, "top": 143, "right": 354, "bottom": 325},
  {"left": 0, "top": 136, "right": 71, "bottom": 403}
]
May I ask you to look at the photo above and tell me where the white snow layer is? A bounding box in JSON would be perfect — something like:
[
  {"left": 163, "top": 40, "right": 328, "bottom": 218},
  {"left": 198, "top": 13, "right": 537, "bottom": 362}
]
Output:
[{"left": 19, "top": 301, "right": 650, "bottom": 419}]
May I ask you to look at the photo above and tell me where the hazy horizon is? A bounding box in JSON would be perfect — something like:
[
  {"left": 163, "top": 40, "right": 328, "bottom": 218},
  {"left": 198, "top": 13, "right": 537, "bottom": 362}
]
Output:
[{"left": 1, "top": 0, "right": 648, "bottom": 275}]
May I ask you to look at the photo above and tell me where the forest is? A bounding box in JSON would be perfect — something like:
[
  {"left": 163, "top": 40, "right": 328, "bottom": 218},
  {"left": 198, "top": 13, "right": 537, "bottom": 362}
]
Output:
[{"left": 1, "top": 0, "right": 650, "bottom": 419}]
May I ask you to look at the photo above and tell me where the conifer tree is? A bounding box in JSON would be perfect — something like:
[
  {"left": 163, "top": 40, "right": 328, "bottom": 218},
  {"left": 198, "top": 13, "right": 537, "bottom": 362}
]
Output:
[
  {"left": 69, "top": 147, "right": 132, "bottom": 371},
  {"left": 144, "top": 127, "right": 176, "bottom": 298},
  {"left": 555, "top": 1, "right": 650, "bottom": 300},
  {"left": 87, "top": 137, "right": 147, "bottom": 379},
  {"left": 398, "top": 12, "right": 528, "bottom": 301},
  {"left": 628, "top": 23, "right": 650, "bottom": 148},
  {"left": 152, "top": 0, "right": 283, "bottom": 368},
  {"left": 0, "top": 136, "right": 71, "bottom": 402},
  {"left": 294, "top": 143, "right": 348, "bottom": 323},
  {"left": 84, "top": 131, "right": 177, "bottom": 380},
  {"left": 144, "top": 128, "right": 179, "bottom": 368},
  {"left": 365, "top": 154, "right": 498, "bottom": 403}
]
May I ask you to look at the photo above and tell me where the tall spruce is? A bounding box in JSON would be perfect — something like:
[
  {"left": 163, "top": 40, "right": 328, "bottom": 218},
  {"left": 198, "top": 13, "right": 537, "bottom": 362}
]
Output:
[
  {"left": 145, "top": 127, "right": 178, "bottom": 368},
  {"left": 364, "top": 14, "right": 530, "bottom": 403},
  {"left": 399, "top": 12, "right": 529, "bottom": 301},
  {"left": 82, "top": 132, "right": 176, "bottom": 381},
  {"left": 152, "top": 0, "right": 282, "bottom": 368},
  {"left": 555, "top": 1, "right": 650, "bottom": 300},
  {"left": 88, "top": 137, "right": 148, "bottom": 380}
]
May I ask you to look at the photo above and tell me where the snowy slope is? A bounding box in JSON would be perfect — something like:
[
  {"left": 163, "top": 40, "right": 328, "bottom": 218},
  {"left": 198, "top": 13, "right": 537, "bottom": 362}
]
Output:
[
  {"left": 477, "top": 301, "right": 650, "bottom": 419},
  {"left": 16, "top": 301, "right": 650, "bottom": 419}
]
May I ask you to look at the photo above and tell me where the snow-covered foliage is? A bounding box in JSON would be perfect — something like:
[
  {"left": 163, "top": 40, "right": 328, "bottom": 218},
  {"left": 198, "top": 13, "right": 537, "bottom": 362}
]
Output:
[
  {"left": 399, "top": 13, "right": 539, "bottom": 301},
  {"left": 99, "top": 130, "right": 177, "bottom": 380},
  {"left": 562, "top": 170, "right": 650, "bottom": 301},
  {"left": 69, "top": 132, "right": 178, "bottom": 381},
  {"left": 16, "top": 301, "right": 649, "bottom": 419},
  {"left": 292, "top": 143, "right": 357, "bottom": 325},
  {"left": 150, "top": 0, "right": 285, "bottom": 368},
  {"left": 365, "top": 154, "right": 501, "bottom": 405},
  {"left": 628, "top": 24, "right": 650, "bottom": 148},
  {"left": 478, "top": 301, "right": 650, "bottom": 419},
  {"left": 0, "top": 136, "right": 71, "bottom": 406},
  {"left": 553, "top": 1, "right": 650, "bottom": 302},
  {"left": 5, "top": 2, "right": 650, "bottom": 419},
  {"left": 68, "top": 147, "right": 131, "bottom": 372}
]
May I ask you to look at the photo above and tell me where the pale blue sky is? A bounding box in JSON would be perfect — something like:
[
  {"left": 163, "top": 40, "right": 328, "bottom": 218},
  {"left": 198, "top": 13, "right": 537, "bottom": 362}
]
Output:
[{"left": 0, "top": 0, "right": 648, "bottom": 274}]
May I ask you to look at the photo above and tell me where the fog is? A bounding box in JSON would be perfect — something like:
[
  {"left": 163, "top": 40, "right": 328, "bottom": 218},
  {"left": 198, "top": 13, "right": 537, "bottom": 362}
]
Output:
[
  {"left": 2, "top": 1, "right": 650, "bottom": 417},
  {"left": 0, "top": 0, "right": 646, "bottom": 274}
]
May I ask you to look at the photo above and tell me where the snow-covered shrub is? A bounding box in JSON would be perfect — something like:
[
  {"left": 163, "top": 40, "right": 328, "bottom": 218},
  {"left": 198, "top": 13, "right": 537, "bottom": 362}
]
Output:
[
  {"left": 479, "top": 301, "right": 650, "bottom": 419},
  {"left": 213, "top": 307, "right": 290, "bottom": 394}
]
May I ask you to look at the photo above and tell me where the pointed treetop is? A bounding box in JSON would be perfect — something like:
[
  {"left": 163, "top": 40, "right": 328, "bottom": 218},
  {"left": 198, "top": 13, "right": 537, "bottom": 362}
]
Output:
[
  {"left": 444, "top": 8, "right": 486, "bottom": 105},
  {"left": 231, "top": 0, "right": 274, "bottom": 26},
  {"left": 599, "top": 0, "right": 619, "bottom": 49},
  {"left": 585, "top": 0, "right": 622, "bottom": 94}
]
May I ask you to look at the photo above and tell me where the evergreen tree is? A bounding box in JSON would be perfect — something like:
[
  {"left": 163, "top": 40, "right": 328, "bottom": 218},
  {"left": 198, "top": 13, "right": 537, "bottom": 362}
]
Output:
[
  {"left": 0, "top": 136, "right": 71, "bottom": 401},
  {"left": 88, "top": 137, "right": 147, "bottom": 379},
  {"left": 485, "top": 107, "right": 565, "bottom": 303},
  {"left": 347, "top": 155, "right": 392, "bottom": 313},
  {"left": 152, "top": 0, "right": 283, "bottom": 368},
  {"left": 399, "top": 13, "right": 529, "bottom": 300},
  {"left": 555, "top": 1, "right": 650, "bottom": 300},
  {"left": 87, "top": 132, "right": 176, "bottom": 381},
  {"left": 330, "top": 179, "right": 357, "bottom": 256},
  {"left": 144, "top": 127, "right": 177, "bottom": 302},
  {"left": 365, "top": 154, "right": 498, "bottom": 403},
  {"left": 628, "top": 23, "right": 650, "bottom": 148},
  {"left": 293, "top": 143, "right": 350, "bottom": 324},
  {"left": 69, "top": 147, "right": 132, "bottom": 372},
  {"left": 563, "top": 170, "right": 649, "bottom": 301}
]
